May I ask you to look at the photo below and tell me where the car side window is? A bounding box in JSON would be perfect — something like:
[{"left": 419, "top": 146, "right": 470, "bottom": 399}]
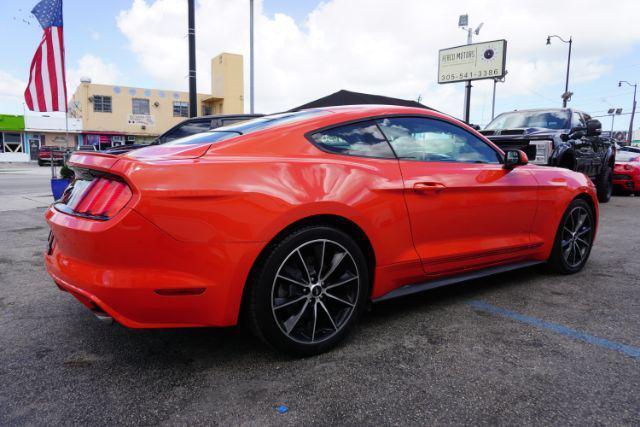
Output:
[
  {"left": 377, "top": 117, "right": 501, "bottom": 164},
  {"left": 310, "top": 121, "right": 395, "bottom": 159}
]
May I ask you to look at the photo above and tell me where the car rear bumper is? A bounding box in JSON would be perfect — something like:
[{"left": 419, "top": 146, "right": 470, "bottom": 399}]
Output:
[
  {"left": 613, "top": 168, "right": 640, "bottom": 192},
  {"left": 612, "top": 178, "right": 640, "bottom": 192},
  {"left": 44, "top": 206, "right": 264, "bottom": 328}
]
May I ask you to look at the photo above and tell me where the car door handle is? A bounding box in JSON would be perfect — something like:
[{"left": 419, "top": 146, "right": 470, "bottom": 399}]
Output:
[{"left": 413, "top": 182, "right": 446, "bottom": 193}]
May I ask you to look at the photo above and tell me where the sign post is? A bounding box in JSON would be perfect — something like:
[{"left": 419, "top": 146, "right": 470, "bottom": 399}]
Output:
[{"left": 438, "top": 39, "right": 507, "bottom": 123}]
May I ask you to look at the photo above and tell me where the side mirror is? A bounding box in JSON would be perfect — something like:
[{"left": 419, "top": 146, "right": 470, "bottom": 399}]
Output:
[
  {"left": 504, "top": 149, "right": 528, "bottom": 169},
  {"left": 586, "top": 119, "right": 602, "bottom": 137}
]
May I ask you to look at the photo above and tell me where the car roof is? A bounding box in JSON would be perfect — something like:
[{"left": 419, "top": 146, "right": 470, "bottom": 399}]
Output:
[
  {"left": 183, "top": 113, "right": 264, "bottom": 122},
  {"left": 215, "top": 105, "right": 463, "bottom": 137},
  {"left": 294, "top": 104, "right": 451, "bottom": 120},
  {"left": 502, "top": 108, "right": 578, "bottom": 114}
]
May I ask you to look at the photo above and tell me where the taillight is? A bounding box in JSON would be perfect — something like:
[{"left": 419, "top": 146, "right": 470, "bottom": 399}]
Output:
[{"left": 62, "top": 177, "right": 132, "bottom": 219}]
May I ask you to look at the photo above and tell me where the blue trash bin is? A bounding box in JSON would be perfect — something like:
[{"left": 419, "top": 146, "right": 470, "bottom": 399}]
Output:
[{"left": 51, "top": 178, "right": 70, "bottom": 201}]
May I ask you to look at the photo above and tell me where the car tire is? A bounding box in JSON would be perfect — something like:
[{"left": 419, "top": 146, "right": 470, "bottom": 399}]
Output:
[
  {"left": 246, "top": 225, "right": 369, "bottom": 356},
  {"left": 37, "top": 160, "right": 44, "bottom": 166},
  {"left": 548, "top": 198, "right": 595, "bottom": 274},
  {"left": 596, "top": 166, "right": 613, "bottom": 203}
]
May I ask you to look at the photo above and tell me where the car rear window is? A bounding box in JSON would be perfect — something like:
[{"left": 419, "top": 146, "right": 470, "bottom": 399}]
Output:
[
  {"left": 165, "top": 110, "right": 328, "bottom": 146},
  {"left": 310, "top": 120, "right": 395, "bottom": 158}
]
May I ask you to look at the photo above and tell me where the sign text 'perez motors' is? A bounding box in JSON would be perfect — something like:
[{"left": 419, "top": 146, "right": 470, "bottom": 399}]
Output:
[{"left": 438, "top": 39, "right": 507, "bottom": 84}]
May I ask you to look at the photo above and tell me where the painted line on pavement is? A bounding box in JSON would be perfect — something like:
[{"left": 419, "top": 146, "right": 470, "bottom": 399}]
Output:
[{"left": 466, "top": 300, "right": 640, "bottom": 359}]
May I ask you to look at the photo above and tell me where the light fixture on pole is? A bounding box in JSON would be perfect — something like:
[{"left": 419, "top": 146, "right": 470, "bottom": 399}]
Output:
[
  {"left": 607, "top": 108, "right": 623, "bottom": 139},
  {"left": 458, "top": 14, "right": 484, "bottom": 123},
  {"left": 546, "top": 35, "right": 573, "bottom": 108},
  {"left": 619, "top": 81, "right": 637, "bottom": 145}
]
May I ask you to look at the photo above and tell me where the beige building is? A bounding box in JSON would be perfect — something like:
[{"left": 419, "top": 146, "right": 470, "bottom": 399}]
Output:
[{"left": 69, "top": 52, "right": 244, "bottom": 148}]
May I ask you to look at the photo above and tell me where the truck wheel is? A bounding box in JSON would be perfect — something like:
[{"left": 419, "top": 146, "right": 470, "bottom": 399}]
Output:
[
  {"left": 37, "top": 160, "right": 44, "bottom": 166},
  {"left": 548, "top": 198, "right": 595, "bottom": 274},
  {"left": 596, "top": 166, "right": 613, "bottom": 203}
]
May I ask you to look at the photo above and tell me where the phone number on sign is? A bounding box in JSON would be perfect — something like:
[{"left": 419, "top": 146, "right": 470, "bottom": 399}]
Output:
[{"left": 440, "top": 69, "right": 502, "bottom": 81}]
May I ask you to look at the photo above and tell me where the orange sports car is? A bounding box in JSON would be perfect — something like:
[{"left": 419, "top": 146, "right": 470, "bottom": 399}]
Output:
[{"left": 45, "top": 105, "right": 599, "bottom": 355}]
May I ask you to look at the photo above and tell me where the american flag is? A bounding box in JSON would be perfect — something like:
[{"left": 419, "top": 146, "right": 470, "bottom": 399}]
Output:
[{"left": 24, "top": 0, "right": 67, "bottom": 112}]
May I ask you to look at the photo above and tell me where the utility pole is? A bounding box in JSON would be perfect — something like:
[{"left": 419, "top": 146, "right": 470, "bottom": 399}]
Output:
[
  {"left": 546, "top": 35, "right": 572, "bottom": 108},
  {"left": 459, "top": 15, "right": 483, "bottom": 123},
  {"left": 188, "top": 0, "right": 197, "bottom": 118},
  {"left": 249, "top": 0, "right": 255, "bottom": 114},
  {"left": 619, "top": 81, "right": 637, "bottom": 144}
]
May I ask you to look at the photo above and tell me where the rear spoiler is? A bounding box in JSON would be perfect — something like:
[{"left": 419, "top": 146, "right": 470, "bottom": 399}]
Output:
[{"left": 68, "top": 152, "right": 121, "bottom": 173}]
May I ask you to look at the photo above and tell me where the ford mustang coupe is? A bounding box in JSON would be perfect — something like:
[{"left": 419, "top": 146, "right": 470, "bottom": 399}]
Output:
[{"left": 45, "top": 105, "right": 598, "bottom": 356}]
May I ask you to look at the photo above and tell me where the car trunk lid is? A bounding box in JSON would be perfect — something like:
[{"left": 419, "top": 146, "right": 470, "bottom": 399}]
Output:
[{"left": 124, "top": 143, "right": 211, "bottom": 161}]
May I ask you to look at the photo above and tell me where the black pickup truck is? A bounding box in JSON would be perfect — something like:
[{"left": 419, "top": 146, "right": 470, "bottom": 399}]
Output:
[{"left": 480, "top": 108, "right": 615, "bottom": 202}]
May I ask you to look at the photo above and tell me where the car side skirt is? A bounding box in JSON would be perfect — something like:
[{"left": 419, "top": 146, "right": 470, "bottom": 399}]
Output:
[{"left": 372, "top": 260, "right": 543, "bottom": 303}]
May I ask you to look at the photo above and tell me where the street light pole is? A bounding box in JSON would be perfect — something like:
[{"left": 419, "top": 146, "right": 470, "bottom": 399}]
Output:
[
  {"left": 491, "top": 71, "right": 507, "bottom": 120},
  {"left": 462, "top": 26, "right": 473, "bottom": 123},
  {"left": 187, "top": 0, "right": 197, "bottom": 118},
  {"left": 546, "top": 35, "right": 572, "bottom": 108},
  {"left": 460, "top": 16, "right": 483, "bottom": 124},
  {"left": 249, "top": 0, "right": 255, "bottom": 114},
  {"left": 607, "top": 108, "right": 622, "bottom": 137},
  {"left": 619, "top": 81, "right": 637, "bottom": 144}
]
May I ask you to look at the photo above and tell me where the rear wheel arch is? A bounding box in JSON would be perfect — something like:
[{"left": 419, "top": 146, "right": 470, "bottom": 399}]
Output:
[
  {"left": 574, "top": 193, "right": 597, "bottom": 220},
  {"left": 239, "top": 214, "right": 377, "bottom": 321},
  {"left": 565, "top": 193, "right": 598, "bottom": 239}
]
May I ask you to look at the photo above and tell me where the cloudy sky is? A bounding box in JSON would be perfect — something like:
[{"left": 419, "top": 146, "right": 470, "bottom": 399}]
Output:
[{"left": 1, "top": 0, "right": 640, "bottom": 128}]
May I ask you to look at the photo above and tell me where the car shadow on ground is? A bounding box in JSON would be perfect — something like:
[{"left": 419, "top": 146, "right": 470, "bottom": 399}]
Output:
[{"left": 66, "top": 265, "right": 546, "bottom": 365}]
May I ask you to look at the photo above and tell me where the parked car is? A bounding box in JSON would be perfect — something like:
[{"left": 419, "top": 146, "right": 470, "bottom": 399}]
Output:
[
  {"left": 45, "top": 106, "right": 599, "bottom": 356},
  {"left": 104, "top": 114, "right": 264, "bottom": 155},
  {"left": 37, "top": 146, "right": 64, "bottom": 166},
  {"left": 613, "top": 150, "right": 640, "bottom": 195},
  {"left": 480, "top": 108, "right": 615, "bottom": 203}
]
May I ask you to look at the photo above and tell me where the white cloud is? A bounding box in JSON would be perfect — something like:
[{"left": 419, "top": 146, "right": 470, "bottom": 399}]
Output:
[
  {"left": 0, "top": 70, "right": 26, "bottom": 114},
  {"left": 67, "top": 54, "right": 121, "bottom": 94},
  {"left": 116, "top": 0, "right": 640, "bottom": 120},
  {"left": 0, "top": 70, "right": 25, "bottom": 100}
]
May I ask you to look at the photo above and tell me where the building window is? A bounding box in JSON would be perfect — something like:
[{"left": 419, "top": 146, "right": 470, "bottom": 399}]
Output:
[
  {"left": 111, "top": 135, "right": 125, "bottom": 146},
  {"left": 202, "top": 103, "right": 212, "bottom": 116},
  {"left": 2, "top": 132, "right": 24, "bottom": 153},
  {"left": 173, "top": 101, "right": 189, "bottom": 117},
  {"left": 132, "top": 98, "right": 150, "bottom": 115},
  {"left": 93, "top": 95, "right": 112, "bottom": 113}
]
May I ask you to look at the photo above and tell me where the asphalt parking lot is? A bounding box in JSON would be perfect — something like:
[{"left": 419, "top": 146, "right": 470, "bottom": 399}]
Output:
[{"left": 0, "top": 166, "right": 638, "bottom": 425}]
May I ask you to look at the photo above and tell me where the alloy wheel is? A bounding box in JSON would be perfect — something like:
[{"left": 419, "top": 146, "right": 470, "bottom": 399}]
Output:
[
  {"left": 561, "top": 206, "right": 593, "bottom": 268},
  {"left": 271, "top": 239, "right": 360, "bottom": 344}
]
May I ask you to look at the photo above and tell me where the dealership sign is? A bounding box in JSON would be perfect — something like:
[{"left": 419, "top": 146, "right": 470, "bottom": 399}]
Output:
[{"left": 438, "top": 40, "right": 507, "bottom": 84}]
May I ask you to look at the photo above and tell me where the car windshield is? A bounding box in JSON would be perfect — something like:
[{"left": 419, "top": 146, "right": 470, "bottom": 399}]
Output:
[
  {"left": 165, "top": 110, "right": 328, "bottom": 146},
  {"left": 486, "top": 111, "right": 570, "bottom": 130}
]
